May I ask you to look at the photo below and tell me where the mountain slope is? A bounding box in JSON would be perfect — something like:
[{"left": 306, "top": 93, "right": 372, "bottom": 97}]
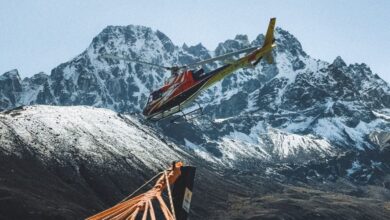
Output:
[
  {"left": 1, "top": 105, "right": 390, "bottom": 220},
  {"left": 0, "top": 105, "right": 201, "bottom": 219},
  {"left": 1, "top": 24, "right": 389, "bottom": 164},
  {"left": 0, "top": 105, "right": 186, "bottom": 168}
]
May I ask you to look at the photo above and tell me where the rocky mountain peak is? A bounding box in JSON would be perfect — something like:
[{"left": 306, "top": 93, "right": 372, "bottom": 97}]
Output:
[
  {"left": 332, "top": 56, "right": 347, "bottom": 68},
  {"left": 0, "top": 69, "right": 20, "bottom": 80},
  {"left": 90, "top": 24, "right": 176, "bottom": 57},
  {"left": 234, "top": 34, "right": 250, "bottom": 45},
  {"left": 215, "top": 34, "right": 251, "bottom": 56},
  {"left": 182, "top": 43, "right": 210, "bottom": 59},
  {"left": 22, "top": 72, "right": 49, "bottom": 85},
  {"left": 0, "top": 69, "right": 22, "bottom": 110},
  {"left": 274, "top": 27, "right": 306, "bottom": 57},
  {"left": 97, "top": 24, "right": 154, "bottom": 41}
]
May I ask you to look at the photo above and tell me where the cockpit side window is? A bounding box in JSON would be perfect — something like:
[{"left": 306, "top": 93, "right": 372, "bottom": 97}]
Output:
[{"left": 193, "top": 68, "right": 205, "bottom": 80}]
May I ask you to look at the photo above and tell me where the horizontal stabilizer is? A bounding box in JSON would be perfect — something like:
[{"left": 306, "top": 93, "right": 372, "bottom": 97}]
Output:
[{"left": 264, "top": 52, "right": 274, "bottom": 64}]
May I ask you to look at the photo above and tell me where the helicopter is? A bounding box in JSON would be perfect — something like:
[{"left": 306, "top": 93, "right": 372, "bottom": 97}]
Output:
[{"left": 102, "top": 18, "right": 276, "bottom": 121}]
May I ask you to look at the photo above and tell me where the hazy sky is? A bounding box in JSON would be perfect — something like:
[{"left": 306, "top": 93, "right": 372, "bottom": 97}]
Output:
[{"left": 1, "top": 0, "right": 389, "bottom": 82}]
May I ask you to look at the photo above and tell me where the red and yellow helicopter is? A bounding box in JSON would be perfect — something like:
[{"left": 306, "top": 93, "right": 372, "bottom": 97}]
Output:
[{"left": 103, "top": 18, "right": 276, "bottom": 121}]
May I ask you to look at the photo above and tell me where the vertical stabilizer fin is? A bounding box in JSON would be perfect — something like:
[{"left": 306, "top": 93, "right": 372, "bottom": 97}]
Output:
[{"left": 263, "top": 17, "right": 276, "bottom": 47}]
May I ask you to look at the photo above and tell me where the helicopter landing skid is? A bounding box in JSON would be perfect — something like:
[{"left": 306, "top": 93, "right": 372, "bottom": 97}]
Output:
[
  {"left": 170, "top": 105, "right": 203, "bottom": 123},
  {"left": 148, "top": 101, "right": 203, "bottom": 123}
]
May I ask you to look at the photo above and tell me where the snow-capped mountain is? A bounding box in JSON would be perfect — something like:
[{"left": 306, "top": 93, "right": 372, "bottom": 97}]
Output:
[
  {"left": 1, "top": 20, "right": 390, "bottom": 218},
  {"left": 0, "top": 105, "right": 210, "bottom": 219},
  {"left": 0, "top": 69, "right": 22, "bottom": 110},
  {"left": 0, "top": 105, "right": 187, "bottom": 169},
  {"left": 2, "top": 24, "right": 389, "bottom": 167},
  {"left": 183, "top": 28, "right": 390, "bottom": 162}
]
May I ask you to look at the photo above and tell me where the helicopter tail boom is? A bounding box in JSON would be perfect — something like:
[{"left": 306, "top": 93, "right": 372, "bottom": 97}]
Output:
[{"left": 199, "top": 18, "right": 276, "bottom": 90}]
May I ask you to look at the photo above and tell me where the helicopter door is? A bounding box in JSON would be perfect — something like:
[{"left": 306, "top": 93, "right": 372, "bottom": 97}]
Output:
[{"left": 181, "top": 71, "right": 195, "bottom": 92}]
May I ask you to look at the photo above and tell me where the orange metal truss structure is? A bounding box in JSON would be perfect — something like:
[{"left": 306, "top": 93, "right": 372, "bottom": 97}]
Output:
[{"left": 86, "top": 162, "right": 184, "bottom": 220}]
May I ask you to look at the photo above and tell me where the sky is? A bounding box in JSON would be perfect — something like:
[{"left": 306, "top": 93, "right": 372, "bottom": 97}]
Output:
[{"left": 0, "top": 0, "right": 389, "bottom": 82}]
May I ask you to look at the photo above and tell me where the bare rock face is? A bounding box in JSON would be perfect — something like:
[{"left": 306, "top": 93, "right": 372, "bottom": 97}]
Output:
[
  {"left": 0, "top": 69, "right": 22, "bottom": 111},
  {"left": 370, "top": 131, "right": 390, "bottom": 150}
]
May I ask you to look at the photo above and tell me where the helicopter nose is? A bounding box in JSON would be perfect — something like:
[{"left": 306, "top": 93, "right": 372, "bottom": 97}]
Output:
[
  {"left": 142, "top": 105, "right": 151, "bottom": 116},
  {"left": 142, "top": 108, "right": 148, "bottom": 116}
]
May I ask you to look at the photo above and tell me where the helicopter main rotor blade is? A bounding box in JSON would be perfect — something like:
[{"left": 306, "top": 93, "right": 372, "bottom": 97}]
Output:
[
  {"left": 101, "top": 53, "right": 171, "bottom": 70},
  {"left": 101, "top": 45, "right": 258, "bottom": 71},
  {"left": 186, "top": 45, "right": 259, "bottom": 68}
]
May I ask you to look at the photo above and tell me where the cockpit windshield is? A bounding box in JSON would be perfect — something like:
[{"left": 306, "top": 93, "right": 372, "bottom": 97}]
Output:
[
  {"left": 147, "top": 90, "right": 162, "bottom": 104},
  {"left": 164, "top": 75, "right": 176, "bottom": 85}
]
